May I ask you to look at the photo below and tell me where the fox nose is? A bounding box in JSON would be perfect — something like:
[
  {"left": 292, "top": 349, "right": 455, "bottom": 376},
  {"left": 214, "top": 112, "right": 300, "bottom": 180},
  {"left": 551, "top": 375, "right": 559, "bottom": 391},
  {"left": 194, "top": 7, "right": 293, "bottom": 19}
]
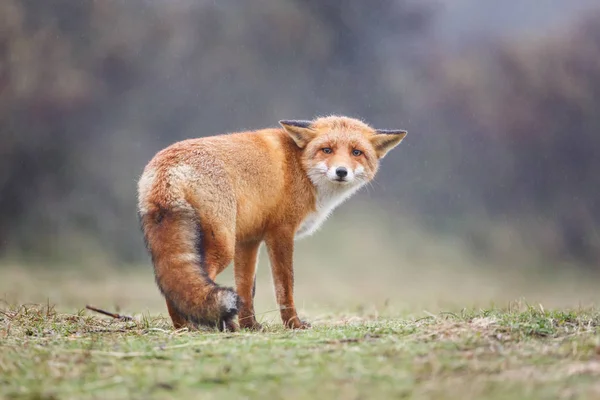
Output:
[{"left": 335, "top": 167, "right": 348, "bottom": 178}]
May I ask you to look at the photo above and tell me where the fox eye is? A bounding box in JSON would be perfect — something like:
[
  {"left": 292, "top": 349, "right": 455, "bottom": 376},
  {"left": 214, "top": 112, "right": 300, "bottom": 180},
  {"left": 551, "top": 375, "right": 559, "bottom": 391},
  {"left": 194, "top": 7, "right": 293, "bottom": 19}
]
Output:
[
  {"left": 322, "top": 148, "right": 333, "bottom": 154},
  {"left": 352, "top": 149, "right": 363, "bottom": 156}
]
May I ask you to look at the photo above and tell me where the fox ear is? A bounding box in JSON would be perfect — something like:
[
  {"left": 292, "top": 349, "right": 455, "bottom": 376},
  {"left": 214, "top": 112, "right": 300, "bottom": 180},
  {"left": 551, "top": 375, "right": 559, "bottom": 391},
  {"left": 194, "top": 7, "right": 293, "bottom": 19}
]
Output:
[
  {"left": 371, "top": 129, "right": 407, "bottom": 159},
  {"left": 279, "top": 120, "right": 316, "bottom": 148}
]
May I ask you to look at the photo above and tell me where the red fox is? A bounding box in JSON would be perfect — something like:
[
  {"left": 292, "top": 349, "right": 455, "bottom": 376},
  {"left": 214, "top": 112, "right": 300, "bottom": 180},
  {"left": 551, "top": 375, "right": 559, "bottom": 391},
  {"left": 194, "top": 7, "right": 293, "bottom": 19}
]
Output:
[{"left": 138, "top": 116, "right": 406, "bottom": 331}]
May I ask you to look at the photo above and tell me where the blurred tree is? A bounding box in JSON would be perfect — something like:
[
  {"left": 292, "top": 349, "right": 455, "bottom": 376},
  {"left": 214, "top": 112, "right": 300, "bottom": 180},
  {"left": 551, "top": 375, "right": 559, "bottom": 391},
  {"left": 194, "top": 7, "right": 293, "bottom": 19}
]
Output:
[
  {"left": 2, "top": 0, "right": 597, "bottom": 268},
  {"left": 421, "top": 11, "right": 600, "bottom": 265},
  {"left": 0, "top": 0, "right": 433, "bottom": 263}
]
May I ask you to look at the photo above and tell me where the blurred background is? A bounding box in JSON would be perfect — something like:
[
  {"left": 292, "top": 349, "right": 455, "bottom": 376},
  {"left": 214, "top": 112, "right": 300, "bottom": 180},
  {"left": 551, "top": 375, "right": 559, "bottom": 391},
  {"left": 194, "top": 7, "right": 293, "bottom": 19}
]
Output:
[{"left": 1, "top": 0, "right": 599, "bottom": 317}]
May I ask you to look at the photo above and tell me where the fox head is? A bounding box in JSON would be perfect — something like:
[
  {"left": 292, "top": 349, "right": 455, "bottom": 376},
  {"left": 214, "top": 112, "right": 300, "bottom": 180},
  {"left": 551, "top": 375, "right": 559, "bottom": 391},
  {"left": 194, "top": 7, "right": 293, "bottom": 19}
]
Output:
[{"left": 279, "top": 116, "right": 407, "bottom": 190}]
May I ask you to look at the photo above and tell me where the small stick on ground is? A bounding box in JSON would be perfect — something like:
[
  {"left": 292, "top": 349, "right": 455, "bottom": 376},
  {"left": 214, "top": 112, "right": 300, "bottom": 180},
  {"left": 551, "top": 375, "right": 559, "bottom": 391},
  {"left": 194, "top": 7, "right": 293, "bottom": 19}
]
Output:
[{"left": 85, "top": 305, "right": 133, "bottom": 321}]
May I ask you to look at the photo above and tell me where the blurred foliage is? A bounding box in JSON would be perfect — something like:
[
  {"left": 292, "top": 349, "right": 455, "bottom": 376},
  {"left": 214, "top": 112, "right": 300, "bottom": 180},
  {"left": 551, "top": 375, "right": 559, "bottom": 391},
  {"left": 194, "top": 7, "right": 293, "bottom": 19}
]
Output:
[
  {"left": 418, "top": 11, "right": 600, "bottom": 265},
  {"left": 0, "top": 0, "right": 598, "bottom": 268}
]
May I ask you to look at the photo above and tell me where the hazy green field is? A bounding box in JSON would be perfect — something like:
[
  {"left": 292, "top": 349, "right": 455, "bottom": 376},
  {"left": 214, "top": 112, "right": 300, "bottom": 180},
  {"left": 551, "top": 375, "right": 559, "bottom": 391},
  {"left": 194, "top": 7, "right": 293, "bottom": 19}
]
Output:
[
  {"left": 2, "top": 221, "right": 600, "bottom": 400},
  {"left": 1, "top": 265, "right": 599, "bottom": 399},
  {"left": 1, "top": 301, "right": 599, "bottom": 400}
]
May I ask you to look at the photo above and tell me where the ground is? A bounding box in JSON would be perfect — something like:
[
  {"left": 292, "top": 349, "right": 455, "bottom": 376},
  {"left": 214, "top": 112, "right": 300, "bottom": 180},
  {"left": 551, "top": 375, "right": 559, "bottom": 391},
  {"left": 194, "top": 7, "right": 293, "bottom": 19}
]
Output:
[
  {"left": 1, "top": 255, "right": 599, "bottom": 399},
  {"left": 1, "top": 301, "right": 599, "bottom": 400}
]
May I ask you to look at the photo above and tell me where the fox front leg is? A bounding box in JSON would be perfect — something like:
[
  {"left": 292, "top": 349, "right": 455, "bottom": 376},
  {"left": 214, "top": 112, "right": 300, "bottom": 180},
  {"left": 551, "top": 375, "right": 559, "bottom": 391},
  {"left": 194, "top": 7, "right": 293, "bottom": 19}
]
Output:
[{"left": 265, "top": 229, "right": 311, "bottom": 329}]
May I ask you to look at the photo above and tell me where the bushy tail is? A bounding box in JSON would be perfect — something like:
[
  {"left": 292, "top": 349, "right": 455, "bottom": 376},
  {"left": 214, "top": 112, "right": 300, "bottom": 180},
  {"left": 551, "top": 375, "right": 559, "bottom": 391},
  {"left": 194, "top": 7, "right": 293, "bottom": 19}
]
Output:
[{"left": 139, "top": 206, "right": 239, "bottom": 330}]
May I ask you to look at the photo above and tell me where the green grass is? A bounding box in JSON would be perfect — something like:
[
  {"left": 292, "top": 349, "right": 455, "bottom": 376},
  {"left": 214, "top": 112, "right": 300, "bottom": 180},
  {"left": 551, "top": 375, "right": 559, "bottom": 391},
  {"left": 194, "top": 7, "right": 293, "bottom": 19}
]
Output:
[{"left": 1, "top": 302, "right": 599, "bottom": 400}]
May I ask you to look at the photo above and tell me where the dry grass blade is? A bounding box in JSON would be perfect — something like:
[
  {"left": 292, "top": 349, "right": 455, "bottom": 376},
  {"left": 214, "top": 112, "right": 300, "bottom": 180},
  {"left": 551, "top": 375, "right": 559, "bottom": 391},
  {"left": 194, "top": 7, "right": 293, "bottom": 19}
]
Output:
[{"left": 85, "top": 304, "right": 133, "bottom": 321}]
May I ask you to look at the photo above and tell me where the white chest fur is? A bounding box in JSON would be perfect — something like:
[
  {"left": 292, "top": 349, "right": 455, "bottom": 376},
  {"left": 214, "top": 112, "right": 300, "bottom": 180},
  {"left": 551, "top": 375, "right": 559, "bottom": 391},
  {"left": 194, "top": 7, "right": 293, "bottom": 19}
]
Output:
[{"left": 295, "top": 184, "right": 362, "bottom": 239}]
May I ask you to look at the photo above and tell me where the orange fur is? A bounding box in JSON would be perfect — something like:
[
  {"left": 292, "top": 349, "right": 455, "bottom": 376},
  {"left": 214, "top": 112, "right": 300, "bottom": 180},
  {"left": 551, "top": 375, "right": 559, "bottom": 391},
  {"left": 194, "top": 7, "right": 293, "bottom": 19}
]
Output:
[{"left": 137, "top": 115, "right": 407, "bottom": 330}]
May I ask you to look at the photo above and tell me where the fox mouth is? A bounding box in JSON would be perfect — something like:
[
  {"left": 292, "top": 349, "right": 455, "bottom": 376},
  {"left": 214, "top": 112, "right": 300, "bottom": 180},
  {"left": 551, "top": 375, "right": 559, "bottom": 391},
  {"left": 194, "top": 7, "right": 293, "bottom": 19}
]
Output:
[
  {"left": 331, "top": 177, "right": 350, "bottom": 184},
  {"left": 307, "top": 165, "right": 359, "bottom": 186}
]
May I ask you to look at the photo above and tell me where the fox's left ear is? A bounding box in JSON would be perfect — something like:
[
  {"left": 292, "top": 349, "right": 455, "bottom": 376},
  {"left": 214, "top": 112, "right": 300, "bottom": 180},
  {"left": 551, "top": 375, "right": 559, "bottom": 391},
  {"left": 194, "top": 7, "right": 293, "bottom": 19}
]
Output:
[
  {"left": 279, "top": 120, "right": 316, "bottom": 149},
  {"left": 371, "top": 129, "right": 408, "bottom": 159}
]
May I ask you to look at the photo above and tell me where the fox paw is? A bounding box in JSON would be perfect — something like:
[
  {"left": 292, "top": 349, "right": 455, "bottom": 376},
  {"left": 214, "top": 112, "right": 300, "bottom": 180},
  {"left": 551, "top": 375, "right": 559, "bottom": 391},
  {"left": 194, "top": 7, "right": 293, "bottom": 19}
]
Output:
[
  {"left": 285, "top": 317, "right": 311, "bottom": 330},
  {"left": 240, "top": 320, "right": 264, "bottom": 331}
]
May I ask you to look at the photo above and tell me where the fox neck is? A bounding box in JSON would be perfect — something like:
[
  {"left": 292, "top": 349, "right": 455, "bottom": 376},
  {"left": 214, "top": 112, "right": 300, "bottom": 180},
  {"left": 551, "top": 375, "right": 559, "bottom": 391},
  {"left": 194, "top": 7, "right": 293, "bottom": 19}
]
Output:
[{"left": 295, "top": 179, "right": 364, "bottom": 239}]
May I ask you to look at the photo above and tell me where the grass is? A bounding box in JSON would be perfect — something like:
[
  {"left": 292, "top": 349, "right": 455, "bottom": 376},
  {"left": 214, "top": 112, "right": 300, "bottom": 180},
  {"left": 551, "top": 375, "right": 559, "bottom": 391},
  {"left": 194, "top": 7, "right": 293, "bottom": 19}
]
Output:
[
  {"left": 1, "top": 301, "right": 599, "bottom": 400},
  {"left": 1, "top": 231, "right": 600, "bottom": 400}
]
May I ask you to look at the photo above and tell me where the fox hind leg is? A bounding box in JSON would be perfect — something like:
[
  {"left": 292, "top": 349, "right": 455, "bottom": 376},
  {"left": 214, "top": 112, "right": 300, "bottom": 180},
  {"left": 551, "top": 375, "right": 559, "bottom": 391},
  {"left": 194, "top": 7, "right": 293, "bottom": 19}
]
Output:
[
  {"left": 234, "top": 241, "right": 262, "bottom": 330},
  {"left": 166, "top": 299, "right": 187, "bottom": 329}
]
